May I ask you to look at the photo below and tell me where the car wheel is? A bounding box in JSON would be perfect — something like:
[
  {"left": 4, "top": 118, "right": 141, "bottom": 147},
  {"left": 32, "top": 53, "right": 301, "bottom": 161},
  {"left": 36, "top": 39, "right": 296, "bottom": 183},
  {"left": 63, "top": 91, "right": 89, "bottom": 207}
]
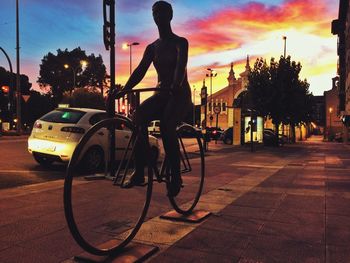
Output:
[
  {"left": 33, "top": 154, "right": 54, "bottom": 166},
  {"left": 224, "top": 137, "right": 233, "bottom": 145},
  {"left": 81, "top": 146, "right": 104, "bottom": 173}
]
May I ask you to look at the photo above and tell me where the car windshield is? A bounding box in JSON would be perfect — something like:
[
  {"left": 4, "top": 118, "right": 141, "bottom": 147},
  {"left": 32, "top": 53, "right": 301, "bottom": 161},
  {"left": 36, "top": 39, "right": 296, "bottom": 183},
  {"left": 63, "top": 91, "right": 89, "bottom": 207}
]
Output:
[{"left": 40, "top": 109, "right": 86, "bottom": 124}]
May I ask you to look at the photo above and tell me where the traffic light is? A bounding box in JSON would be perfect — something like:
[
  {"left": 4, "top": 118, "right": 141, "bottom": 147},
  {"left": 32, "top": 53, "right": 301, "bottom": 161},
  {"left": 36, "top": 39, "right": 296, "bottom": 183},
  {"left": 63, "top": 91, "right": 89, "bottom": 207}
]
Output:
[{"left": 1, "top": 86, "right": 9, "bottom": 94}]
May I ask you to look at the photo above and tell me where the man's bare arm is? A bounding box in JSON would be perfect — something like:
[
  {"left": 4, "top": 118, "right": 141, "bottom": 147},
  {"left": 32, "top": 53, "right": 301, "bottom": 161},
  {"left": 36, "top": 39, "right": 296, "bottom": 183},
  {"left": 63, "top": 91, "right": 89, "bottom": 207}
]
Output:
[
  {"left": 172, "top": 37, "right": 188, "bottom": 91},
  {"left": 123, "top": 44, "right": 154, "bottom": 91}
]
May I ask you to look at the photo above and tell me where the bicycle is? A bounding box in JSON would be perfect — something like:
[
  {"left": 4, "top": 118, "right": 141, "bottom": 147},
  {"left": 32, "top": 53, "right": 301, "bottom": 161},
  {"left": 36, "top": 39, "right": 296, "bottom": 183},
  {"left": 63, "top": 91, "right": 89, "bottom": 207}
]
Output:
[{"left": 64, "top": 88, "right": 205, "bottom": 256}]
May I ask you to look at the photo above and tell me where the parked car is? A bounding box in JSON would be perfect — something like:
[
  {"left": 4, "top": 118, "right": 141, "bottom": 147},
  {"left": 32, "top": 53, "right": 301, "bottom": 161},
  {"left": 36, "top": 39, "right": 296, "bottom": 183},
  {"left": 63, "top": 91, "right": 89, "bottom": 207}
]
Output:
[
  {"left": 335, "top": 132, "right": 343, "bottom": 142},
  {"left": 177, "top": 124, "right": 202, "bottom": 138},
  {"left": 206, "top": 127, "right": 223, "bottom": 140},
  {"left": 264, "top": 128, "right": 288, "bottom": 144},
  {"left": 28, "top": 108, "right": 159, "bottom": 172},
  {"left": 148, "top": 120, "right": 160, "bottom": 136},
  {"left": 263, "top": 130, "right": 284, "bottom": 146},
  {"left": 220, "top": 127, "right": 233, "bottom": 144}
]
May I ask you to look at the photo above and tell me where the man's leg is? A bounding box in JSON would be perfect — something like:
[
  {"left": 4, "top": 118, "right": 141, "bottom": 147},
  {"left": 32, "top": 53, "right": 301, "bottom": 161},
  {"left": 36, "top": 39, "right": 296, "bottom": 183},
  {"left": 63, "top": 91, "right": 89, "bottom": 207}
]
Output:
[
  {"left": 125, "top": 94, "right": 165, "bottom": 186},
  {"left": 161, "top": 96, "right": 190, "bottom": 196}
]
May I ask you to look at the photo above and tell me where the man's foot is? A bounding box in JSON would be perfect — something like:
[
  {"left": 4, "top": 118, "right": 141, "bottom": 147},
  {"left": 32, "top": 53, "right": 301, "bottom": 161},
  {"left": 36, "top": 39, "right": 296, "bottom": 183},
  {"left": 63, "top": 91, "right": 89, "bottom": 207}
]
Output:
[
  {"left": 167, "top": 173, "right": 183, "bottom": 197},
  {"left": 123, "top": 171, "right": 145, "bottom": 188}
]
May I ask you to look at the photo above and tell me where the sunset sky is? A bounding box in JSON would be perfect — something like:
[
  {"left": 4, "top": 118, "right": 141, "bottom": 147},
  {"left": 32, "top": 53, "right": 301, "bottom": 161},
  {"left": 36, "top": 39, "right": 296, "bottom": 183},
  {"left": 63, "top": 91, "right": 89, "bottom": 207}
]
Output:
[{"left": 0, "top": 0, "right": 339, "bottom": 101}]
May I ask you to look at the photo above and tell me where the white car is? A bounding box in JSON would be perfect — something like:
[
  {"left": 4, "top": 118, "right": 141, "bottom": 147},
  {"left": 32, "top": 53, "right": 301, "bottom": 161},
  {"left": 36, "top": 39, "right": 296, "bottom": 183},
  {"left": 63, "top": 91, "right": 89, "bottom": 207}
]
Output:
[
  {"left": 148, "top": 120, "right": 160, "bottom": 135},
  {"left": 28, "top": 108, "right": 159, "bottom": 172}
]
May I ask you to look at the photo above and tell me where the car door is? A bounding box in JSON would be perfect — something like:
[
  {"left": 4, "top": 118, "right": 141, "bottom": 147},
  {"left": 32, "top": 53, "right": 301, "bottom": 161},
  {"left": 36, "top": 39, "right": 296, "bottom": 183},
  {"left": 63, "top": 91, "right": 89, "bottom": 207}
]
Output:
[{"left": 88, "top": 113, "right": 132, "bottom": 161}]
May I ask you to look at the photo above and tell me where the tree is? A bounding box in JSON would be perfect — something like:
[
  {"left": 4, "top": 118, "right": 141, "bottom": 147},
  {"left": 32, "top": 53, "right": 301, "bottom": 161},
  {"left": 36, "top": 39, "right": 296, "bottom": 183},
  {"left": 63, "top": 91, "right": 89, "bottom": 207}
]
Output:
[
  {"left": 81, "top": 54, "right": 106, "bottom": 95},
  {"left": 24, "top": 91, "right": 54, "bottom": 127},
  {"left": 38, "top": 47, "right": 106, "bottom": 106},
  {"left": 247, "top": 56, "right": 313, "bottom": 144},
  {"left": 61, "top": 88, "right": 106, "bottom": 110},
  {"left": 0, "top": 66, "right": 32, "bottom": 122}
]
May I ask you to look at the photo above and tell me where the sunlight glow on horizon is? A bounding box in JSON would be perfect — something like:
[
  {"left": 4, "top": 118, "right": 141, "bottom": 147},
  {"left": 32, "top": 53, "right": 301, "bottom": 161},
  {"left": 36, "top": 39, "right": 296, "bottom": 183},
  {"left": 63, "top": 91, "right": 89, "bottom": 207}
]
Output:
[{"left": 0, "top": 0, "right": 339, "bottom": 97}]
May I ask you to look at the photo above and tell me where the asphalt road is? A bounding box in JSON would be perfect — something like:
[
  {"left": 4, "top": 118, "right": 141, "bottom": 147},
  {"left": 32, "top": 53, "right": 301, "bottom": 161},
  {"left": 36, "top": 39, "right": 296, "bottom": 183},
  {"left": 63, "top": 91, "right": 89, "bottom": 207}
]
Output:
[
  {"left": 0, "top": 136, "right": 200, "bottom": 190},
  {"left": 0, "top": 137, "right": 66, "bottom": 189}
]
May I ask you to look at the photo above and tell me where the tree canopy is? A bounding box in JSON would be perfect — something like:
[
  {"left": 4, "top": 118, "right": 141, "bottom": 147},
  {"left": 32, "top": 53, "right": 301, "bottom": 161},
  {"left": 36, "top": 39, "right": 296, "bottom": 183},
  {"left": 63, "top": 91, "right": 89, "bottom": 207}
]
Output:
[
  {"left": 61, "top": 88, "right": 106, "bottom": 110},
  {"left": 247, "top": 56, "right": 314, "bottom": 141},
  {"left": 38, "top": 47, "right": 106, "bottom": 106}
]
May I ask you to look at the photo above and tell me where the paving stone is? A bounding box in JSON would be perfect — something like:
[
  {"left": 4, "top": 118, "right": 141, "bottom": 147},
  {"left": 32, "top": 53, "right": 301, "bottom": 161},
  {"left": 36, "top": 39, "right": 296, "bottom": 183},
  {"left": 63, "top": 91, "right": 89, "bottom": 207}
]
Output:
[
  {"left": 172, "top": 227, "right": 250, "bottom": 258},
  {"left": 149, "top": 246, "right": 237, "bottom": 263}
]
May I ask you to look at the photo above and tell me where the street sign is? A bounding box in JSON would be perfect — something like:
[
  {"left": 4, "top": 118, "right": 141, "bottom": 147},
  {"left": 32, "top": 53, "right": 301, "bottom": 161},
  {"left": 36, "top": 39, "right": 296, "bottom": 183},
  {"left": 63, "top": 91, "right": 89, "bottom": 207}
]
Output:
[
  {"left": 22, "top": 95, "right": 30, "bottom": 102},
  {"left": 214, "top": 105, "right": 221, "bottom": 114}
]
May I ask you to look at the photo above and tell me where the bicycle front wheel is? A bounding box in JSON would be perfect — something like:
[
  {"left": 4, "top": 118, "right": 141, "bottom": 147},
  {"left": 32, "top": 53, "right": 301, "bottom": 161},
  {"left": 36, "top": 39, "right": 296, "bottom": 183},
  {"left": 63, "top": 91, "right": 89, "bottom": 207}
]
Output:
[
  {"left": 167, "top": 123, "right": 205, "bottom": 215},
  {"left": 64, "top": 117, "right": 153, "bottom": 256}
]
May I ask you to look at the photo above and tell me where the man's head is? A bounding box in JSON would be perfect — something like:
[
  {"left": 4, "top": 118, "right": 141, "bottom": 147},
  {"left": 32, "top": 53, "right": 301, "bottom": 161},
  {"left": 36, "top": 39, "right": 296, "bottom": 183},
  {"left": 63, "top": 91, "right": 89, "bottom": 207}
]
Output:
[{"left": 152, "top": 1, "right": 173, "bottom": 26}]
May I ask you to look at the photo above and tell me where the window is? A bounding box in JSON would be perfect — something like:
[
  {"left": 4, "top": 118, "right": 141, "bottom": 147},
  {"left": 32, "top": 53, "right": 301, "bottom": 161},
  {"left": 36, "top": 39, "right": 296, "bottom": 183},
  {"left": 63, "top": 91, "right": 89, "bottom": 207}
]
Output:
[
  {"left": 89, "top": 113, "right": 125, "bottom": 130},
  {"left": 89, "top": 113, "right": 108, "bottom": 125},
  {"left": 40, "top": 109, "right": 85, "bottom": 124},
  {"left": 223, "top": 102, "right": 226, "bottom": 111}
]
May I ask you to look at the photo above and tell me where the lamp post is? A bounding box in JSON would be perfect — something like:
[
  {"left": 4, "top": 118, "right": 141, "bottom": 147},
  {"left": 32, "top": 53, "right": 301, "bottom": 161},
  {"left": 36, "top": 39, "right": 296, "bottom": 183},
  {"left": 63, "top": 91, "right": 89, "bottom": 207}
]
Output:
[
  {"left": 192, "top": 86, "right": 196, "bottom": 126},
  {"left": 282, "top": 36, "right": 287, "bottom": 138},
  {"left": 16, "top": 0, "right": 21, "bottom": 134},
  {"left": 283, "top": 36, "right": 287, "bottom": 57},
  {"left": 123, "top": 42, "right": 140, "bottom": 112},
  {"left": 206, "top": 68, "right": 217, "bottom": 127},
  {"left": 329, "top": 107, "right": 333, "bottom": 140},
  {"left": 64, "top": 60, "right": 88, "bottom": 95}
]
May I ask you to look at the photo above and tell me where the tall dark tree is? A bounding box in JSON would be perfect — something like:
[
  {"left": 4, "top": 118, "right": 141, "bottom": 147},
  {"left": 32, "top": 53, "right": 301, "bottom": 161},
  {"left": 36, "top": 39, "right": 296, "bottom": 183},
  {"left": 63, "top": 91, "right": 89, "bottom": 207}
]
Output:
[
  {"left": 247, "top": 56, "right": 313, "bottom": 144},
  {"left": 38, "top": 47, "right": 106, "bottom": 106},
  {"left": 0, "top": 66, "right": 32, "bottom": 122},
  {"left": 81, "top": 54, "right": 106, "bottom": 95},
  {"left": 61, "top": 88, "right": 105, "bottom": 110},
  {"left": 24, "top": 91, "right": 54, "bottom": 127},
  {"left": 247, "top": 58, "right": 272, "bottom": 118}
]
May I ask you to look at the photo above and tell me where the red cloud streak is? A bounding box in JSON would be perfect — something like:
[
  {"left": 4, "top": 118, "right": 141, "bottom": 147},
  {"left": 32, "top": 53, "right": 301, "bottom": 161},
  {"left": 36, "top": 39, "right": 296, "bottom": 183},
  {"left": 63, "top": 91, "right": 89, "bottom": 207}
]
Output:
[{"left": 178, "top": 0, "right": 335, "bottom": 55}]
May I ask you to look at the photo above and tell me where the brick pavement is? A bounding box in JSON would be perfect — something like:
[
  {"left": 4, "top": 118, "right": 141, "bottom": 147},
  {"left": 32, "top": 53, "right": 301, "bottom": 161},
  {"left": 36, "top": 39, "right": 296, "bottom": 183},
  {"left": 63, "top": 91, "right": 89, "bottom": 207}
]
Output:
[{"left": 1, "top": 136, "right": 350, "bottom": 262}]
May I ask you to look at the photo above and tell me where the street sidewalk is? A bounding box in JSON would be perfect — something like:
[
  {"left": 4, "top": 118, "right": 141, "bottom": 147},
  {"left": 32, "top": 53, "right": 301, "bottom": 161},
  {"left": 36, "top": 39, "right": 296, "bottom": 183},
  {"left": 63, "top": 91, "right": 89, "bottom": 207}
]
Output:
[
  {"left": 0, "top": 133, "right": 29, "bottom": 142},
  {"left": 1, "top": 136, "right": 350, "bottom": 262}
]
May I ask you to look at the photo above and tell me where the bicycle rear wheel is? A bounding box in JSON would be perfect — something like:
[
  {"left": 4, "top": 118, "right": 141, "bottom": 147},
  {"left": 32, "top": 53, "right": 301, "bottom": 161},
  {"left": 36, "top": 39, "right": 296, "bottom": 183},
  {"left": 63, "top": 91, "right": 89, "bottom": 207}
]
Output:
[
  {"left": 64, "top": 117, "right": 153, "bottom": 256},
  {"left": 167, "top": 123, "right": 205, "bottom": 215}
]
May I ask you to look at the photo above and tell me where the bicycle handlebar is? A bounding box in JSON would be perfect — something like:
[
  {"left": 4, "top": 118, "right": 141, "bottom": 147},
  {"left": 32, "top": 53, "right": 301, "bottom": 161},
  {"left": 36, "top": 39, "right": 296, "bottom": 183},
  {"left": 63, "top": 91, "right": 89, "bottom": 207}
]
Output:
[{"left": 112, "top": 87, "right": 172, "bottom": 100}]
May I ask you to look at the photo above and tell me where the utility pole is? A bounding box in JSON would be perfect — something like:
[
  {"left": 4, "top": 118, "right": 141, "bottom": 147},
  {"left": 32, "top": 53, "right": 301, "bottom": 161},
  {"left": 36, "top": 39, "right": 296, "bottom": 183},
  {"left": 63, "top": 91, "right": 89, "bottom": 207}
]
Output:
[
  {"left": 206, "top": 68, "right": 217, "bottom": 127},
  {"left": 103, "top": 0, "right": 116, "bottom": 177},
  {"left": 193, "top": 86, "right": 196, "bottom": 126},
  {"left": 16, "top": 0, "right": 21, "bottom": 134}
]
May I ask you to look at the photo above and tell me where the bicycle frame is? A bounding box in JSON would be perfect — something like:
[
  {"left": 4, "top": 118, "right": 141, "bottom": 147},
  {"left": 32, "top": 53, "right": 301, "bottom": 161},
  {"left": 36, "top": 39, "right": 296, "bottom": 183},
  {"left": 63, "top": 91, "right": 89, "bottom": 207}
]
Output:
[
  {"left": 109, "top": 87, "right": 193, "bottom": 187},
  {"left": 112, "top": 118, "right": 193, "bottom": 187}
]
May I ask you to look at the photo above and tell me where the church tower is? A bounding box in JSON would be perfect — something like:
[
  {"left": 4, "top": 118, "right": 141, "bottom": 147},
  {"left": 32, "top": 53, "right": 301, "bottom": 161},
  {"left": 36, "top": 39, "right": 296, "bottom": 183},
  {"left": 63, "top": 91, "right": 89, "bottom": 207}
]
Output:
[{"left": 227, "top": 62, "right": 236, "bottom": 86}]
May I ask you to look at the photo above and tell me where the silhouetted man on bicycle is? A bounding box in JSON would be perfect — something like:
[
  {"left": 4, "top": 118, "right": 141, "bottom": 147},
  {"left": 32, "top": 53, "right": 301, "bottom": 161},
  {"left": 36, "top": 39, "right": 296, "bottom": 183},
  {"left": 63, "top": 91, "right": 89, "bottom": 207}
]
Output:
[{"left": 110, "top": 1, "right": 192, "bottom": 196}]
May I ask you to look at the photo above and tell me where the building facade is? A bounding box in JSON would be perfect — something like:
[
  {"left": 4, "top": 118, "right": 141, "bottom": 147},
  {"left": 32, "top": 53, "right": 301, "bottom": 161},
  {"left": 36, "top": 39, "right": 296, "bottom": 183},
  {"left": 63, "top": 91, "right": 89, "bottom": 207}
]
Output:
[
  {"left": 201, "top": 57, "right": 257, "bottom": 145},
  {"left": 332, "top": 0, "right": 350, "bottom": 142},
  {"left": 324, "top": 77, "right": 343, "bottom": 140}
]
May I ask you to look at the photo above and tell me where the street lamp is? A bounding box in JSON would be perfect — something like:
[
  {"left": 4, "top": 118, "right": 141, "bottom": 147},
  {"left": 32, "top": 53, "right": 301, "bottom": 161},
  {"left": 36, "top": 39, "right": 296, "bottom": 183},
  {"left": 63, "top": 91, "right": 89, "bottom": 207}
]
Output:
[
  {"left": 206, "top": 68, "right": 217, "bottom": 127},
  {"left": 282, "top": 36, "right": 287, "bottom": 57},
  {"left": 192, "top": 86, "right": 196, "bottom": 126},
  {"left": 329, "top": 107, "right": 333, "bottom": 139},
  {"left": 122, "top": 42, "right": 140, "bottom": 112},
  {"left": 64, "top": 60, "right": 88, "bottom": 95}
]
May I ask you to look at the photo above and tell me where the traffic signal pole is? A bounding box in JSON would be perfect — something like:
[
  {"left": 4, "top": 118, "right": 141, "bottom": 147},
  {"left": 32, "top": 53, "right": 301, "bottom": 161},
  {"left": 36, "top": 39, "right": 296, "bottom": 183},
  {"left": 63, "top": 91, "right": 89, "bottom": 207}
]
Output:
[
  {"left": 103, "top": 0, "right": 116, "bottom": 177},
  {"left": 16, "top": 0, "right": 22, "bottom": 134}
]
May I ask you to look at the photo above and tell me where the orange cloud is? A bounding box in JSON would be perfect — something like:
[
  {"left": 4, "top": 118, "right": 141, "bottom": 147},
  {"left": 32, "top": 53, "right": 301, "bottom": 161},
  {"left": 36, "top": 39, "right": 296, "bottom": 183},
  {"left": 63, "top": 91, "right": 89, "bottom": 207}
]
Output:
[{"left": 179, "top": 0, "right": 334, "bottom": 56}]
